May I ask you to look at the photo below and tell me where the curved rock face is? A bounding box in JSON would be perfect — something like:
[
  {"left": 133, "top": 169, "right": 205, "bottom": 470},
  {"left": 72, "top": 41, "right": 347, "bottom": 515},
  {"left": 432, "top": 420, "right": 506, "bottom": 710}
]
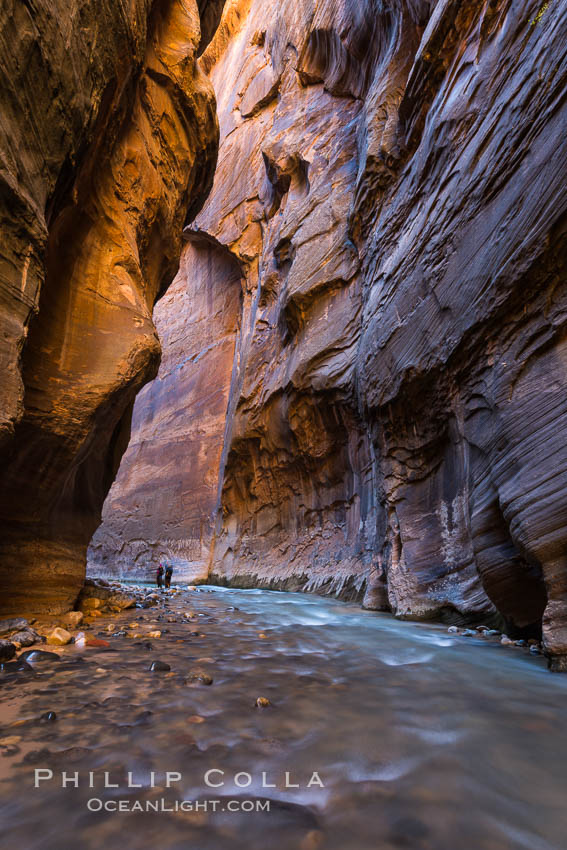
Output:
[
  {"left": 0, "top": 0, "right": 220, "bottom": 614},
  {"left": 94, "top": 1, "right": 567, "bottom": 665}
]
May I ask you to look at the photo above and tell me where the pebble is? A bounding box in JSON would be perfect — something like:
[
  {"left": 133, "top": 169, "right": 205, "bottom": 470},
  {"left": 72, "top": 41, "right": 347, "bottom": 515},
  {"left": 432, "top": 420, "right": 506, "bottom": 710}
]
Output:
[
  {"left": 188, "top": 715, "right": 206, "bottom": 724},
  {"left": 39, "top": 711, "right": 57, "bottom": 723},
  {"left": 0, "top": 736, "right": 21, "bottom": 746},
  {"left": 515, "top": 639, "right": 527, "bottom": 647},
  {"left": 147, "top": 630, "right": 162, "bottom": 639},
  {"left": 300, "top": 830, "right": 325, "bottom": 850},
  {"left": 149, "top": 660, "right": 171, "bottom": 672},
  {"left": 186, "top": 670, "right": 213, "bottom": 685},
  {"left": 46, "top": 627, "right": 72, "bottom": 646},
  {"left": 0, "top": 640, "right": 16, "bottom": 661},
  {"left": 20, "top": 650, "right": 61, "bottom": 663},
  {"left": 86, "top": 638, "right": 110, "bottom": 648},
  {"left": 62, "top": 611, "right": 84, "bottom": 627},
  {"left": 501, "top": 636, "right": 515, "bottom": 646},
  {"left": 255, "top": 697, "right": 272, "bottom": 708},
  {"left": 485, "top": 629, "right": 500, "bottom": 636},
  {"left": 530, "top": 645, "right": 542, "bottom": 655},
  {"left": 447, "top": 626, "right": 459, "bottom": 633},
  {"left": 461, "top": 629, "right": 476, "bottom": 637}
]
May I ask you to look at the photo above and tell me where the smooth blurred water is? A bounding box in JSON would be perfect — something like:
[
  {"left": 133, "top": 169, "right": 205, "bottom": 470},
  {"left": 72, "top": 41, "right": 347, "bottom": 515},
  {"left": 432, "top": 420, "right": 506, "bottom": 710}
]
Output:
[{"left": 1, "top": 586, "right": 566, "bottom": 850}]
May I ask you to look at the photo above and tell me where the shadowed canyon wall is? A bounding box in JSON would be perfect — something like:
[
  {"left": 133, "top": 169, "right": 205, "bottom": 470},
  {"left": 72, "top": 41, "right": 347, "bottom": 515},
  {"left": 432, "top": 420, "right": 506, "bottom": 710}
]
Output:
[
  {"left": 91, "top": 0, "right": 567, "bottom": 668},
  {"left": 0, "top": 0, "right": 223, "bottom": 614}
]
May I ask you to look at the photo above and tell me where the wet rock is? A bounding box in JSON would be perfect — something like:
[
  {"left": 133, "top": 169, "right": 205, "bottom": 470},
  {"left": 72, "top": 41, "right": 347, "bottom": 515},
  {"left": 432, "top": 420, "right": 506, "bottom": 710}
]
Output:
[
  {"left": 20, "top": 650, "right": 60, "bottom": 663},
  {"left": 461, "top": 629, "right": 476, "bottom": 637},
  {"left": 515, "top": 639, "right": 527, "bottom": 647},
  {"left": 39, "top": 711, "right": 57, "bottom": 723},
  {"left": 0, "top": 618, "right": 29, "bottom": 636},
  {"left": 300, "top": 830, "right": 326, "bottom": 850},
  {"left": 46, "top": 627, "right": 72, "bottom": 646},
  {"left": 149, "top": 661, "right": 171, "bottom": 672},
  {"left": 147, "top": 630, "right": 162, "bottom": 638},
  {"left": 255, "top": 697, "right": 272, "bottom": 708},
  {"left": 530, "top": 645, "right": 542, "bottom": 655},
  {"left": 62, "top": 611, "right": 83, "bottom": 627},
  {"left": 485, "top": 630, "right": 501, "bottom": 637},
  {"left": 79, "top": 597, "right": 103, "bottom": 611},
  {"left": 447, "top": 626, "right": 459, "bottom": 633},
  {"left": 0, "top": 640, "right": 16, "bottom": 661},
  {"left": 107, "top": 593, "right": 136, "bottom": 611},
  {"left": 85, "top": 637, "right": 110, "bottom": 648},
  {"left": 186, "top": 670, "right": 213, "bottom": 686},
  {"left": 501, "top": 636, "right": 515, "bottom": 646},
  {"left": 0, "top": 659, "right": 33, "bottom": 673},
  {"left": 0, "top": 736, "right": 21, "bottom": 746},
  {"left": 9, "top": 630, "right": 38, "bottom": 648}
]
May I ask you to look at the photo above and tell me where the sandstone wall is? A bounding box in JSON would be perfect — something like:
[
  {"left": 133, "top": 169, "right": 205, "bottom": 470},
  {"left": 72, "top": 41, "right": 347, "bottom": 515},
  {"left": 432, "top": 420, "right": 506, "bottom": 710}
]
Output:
[
  {"left": 89, "top": 235, "right": 242, "bottom": 581},
  {"left": 91, "top": 0, "right": 567, "bottom": 666},
  {"left": 0, "top": 0, "right": 222, "bottom": 613}
]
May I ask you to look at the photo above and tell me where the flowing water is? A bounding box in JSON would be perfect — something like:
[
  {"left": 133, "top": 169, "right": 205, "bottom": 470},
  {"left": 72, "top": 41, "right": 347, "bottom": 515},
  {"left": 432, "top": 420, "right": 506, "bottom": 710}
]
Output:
[{"left": 1, "top": 586, "right": 566, "bottom": 850}]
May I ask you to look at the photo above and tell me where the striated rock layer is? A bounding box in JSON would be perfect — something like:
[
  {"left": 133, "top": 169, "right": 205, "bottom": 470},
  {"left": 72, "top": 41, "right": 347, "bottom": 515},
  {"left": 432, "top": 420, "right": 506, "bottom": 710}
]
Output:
[
  {"left": 0, "top": 0, "right": 222, "bottom": 614},
  {"left": 92, "top": 1, "right": 567, "bottom": 666}
]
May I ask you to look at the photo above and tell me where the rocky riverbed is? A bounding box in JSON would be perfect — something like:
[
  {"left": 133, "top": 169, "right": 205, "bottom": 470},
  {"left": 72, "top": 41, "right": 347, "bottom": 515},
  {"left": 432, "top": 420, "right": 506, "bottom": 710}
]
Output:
[{"left": 1, "top": 583, "right": 566, "bottom": 850}]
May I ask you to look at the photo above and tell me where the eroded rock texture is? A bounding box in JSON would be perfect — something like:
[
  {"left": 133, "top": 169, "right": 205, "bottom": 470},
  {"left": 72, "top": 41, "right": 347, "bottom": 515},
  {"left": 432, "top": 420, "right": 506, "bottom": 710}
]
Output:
[
  {"left": 93, "top": 0, "right": 567, "bottom": 666},
  {"left": 0, "top": 0, "right": 220, "bottom": 613}
]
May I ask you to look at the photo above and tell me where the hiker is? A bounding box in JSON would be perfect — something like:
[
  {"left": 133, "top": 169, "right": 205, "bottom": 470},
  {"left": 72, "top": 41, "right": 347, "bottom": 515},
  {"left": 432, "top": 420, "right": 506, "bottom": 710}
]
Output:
[
  {"left": 165, "top": 564, "right": 173, "bottom": 589},
  {"left": 156, "top": 563, "right": 164, "bottom": 589}
]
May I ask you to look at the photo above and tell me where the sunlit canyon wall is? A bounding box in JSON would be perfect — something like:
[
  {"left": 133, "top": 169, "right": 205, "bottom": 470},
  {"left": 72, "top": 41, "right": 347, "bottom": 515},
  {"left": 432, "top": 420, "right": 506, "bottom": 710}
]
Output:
[{"left": 0, "top": 0, "right": 223, "bottom": 613}]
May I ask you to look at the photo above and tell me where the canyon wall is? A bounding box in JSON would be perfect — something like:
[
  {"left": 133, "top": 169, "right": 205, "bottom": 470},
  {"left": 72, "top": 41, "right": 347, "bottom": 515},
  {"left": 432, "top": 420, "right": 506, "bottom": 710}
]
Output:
[
  {"left": 0, "top": 0, "right": 222, "bottom": 614},
  {"left": 91, "top": 0, "right": 567, "bottom": 666}
]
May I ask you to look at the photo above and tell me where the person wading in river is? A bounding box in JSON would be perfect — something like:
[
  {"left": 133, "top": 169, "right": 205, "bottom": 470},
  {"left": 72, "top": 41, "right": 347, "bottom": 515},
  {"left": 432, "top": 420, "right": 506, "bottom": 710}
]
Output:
[
  {"left": 165, "top": 564, "right": 173, "bottom": 589},
  {"left": 156, "top": 563, "right": 164, "bottom": 589}
]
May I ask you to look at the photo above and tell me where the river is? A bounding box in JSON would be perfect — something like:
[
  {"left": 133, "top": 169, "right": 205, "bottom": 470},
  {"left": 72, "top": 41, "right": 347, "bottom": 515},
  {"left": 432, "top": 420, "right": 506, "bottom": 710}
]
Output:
[{"left": 1, "top": 586, "right": 566, "bottom": 849}]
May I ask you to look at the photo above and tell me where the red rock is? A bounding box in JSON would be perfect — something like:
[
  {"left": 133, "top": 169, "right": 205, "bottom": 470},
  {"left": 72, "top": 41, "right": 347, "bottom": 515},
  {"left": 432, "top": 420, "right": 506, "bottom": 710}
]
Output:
[{"left": 85, "top": 638, "right": 110, "bottom": 648}]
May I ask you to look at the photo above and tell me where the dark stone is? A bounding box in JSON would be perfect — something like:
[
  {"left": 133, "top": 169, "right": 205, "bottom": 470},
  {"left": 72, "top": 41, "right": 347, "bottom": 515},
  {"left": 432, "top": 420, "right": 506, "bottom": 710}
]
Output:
[
  {"left": 149, "top": 660, "right": 170, "bottom": 672},
  {"left": 20, "top": 650, "right": 61, "bottom": 663},
  {"left": 0, "top": 640, "right": 16, "bottom": 661},
  {"left": 0, "top": 659, "right": 34, "bottom": 673},
  {"left": 39, "top": 711, "right": 57, "bottom": 723}
]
